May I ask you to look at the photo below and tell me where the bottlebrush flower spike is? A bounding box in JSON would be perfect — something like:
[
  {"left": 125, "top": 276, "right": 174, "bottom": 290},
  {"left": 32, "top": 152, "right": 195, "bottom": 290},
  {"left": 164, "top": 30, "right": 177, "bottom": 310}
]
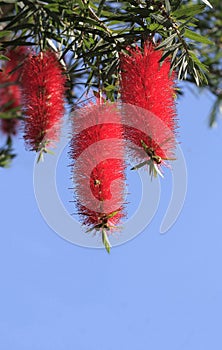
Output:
[
  {"left": 21, "top": 50, "right": 65, "bottom": 160},
  {"left": 120, "top": 41, "right": 177, "bottom": 177},
  {"left": 0, "top": 47, "right": 28, "bottom": 137},
  {"left": 70, "top": 101, "right": 126, "bottom": 253},
  {"left": 0, "top": 79, "right": 21, "bottom": 136}
]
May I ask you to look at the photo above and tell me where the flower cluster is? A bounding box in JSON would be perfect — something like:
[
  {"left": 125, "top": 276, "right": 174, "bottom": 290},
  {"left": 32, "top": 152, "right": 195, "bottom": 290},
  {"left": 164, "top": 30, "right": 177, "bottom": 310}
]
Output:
[
  {"left": 69, "top": 41, "right": 178, "bottom": 251},
  {"left": 21, "top": 50, "right": 65, "bottom": 156},
  {"left": 2, "top": 40, "right": 178, "bottom": 251},
  {"left": 120, "top": 42, "right": 177, "bottom": 176}
]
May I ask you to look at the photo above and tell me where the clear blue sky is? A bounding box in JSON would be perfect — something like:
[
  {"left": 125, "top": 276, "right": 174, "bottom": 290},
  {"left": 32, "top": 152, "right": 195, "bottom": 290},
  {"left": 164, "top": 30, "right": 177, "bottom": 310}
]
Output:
[{"left": 1, "top": 84, "right": 222, "bottom": 350}]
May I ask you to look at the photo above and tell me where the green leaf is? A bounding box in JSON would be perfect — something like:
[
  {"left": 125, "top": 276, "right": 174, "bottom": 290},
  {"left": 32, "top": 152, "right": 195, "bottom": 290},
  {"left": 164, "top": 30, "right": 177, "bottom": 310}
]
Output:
[
  {"left": 209, "top": 99, "right": 220, "bottom": 127},
  {"left": 156, "top": 33, "right": 177, "bottom": 50},
  {"left": 44, "top": 3, "right": 60, "bottom": 12},
  {"left": 173, "top": 4, "right": 205, "bottom": 19},
  {"left": 184, "top": 29, "right": 213, "bottom": 45},
  {"left": 165, "top": 0, "right": 171, "bottom": 14},
  {"left": 0, "top": 30, "right": 11, "bottom": 38},
  {"left": 0, "top": 54, "right": 10, "bottom": 61},
  {"left": 74, "top": 0, "right": 85, "bottom": 9},
  {"left": 4, "top": 7, "right": 34, "bottom": 31},
  {"left": 126, "top": 7, "right": 150, "bottom": 17},
  {"left": 148, "top": 23, "right": 163, "bottom": 31},
  {"left": 201, "top": 0, "right": 213, "bottom": 8},
  {"left": 0, "top": 146, "right": 16, "bottom": 168},
  {"left": 106, "top": 210, "right": 119, "bottom": 219},
  {"left": 5, "top": 23, "right": 35, "bottom": 31},
  {"left": 188, "top": 50, "right": 209, "bottom": 72},
  {"left": 0, "top": 0, "right": 16, "bottom": 3},
  {"left": 102, "top": 229, "right": 111, "bottom": 254}
]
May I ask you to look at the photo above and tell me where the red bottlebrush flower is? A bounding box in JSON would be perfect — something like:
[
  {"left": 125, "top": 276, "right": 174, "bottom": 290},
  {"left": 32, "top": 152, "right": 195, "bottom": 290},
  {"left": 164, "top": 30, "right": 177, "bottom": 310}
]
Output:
[
  {"left": 0, "top": 118, "right": 19, "bottom": 136},
  {"left": 3, "top": 46, "right": 28, "bottom": 80},
  {"left": 21, "top": 50, "right": 65, "bottom": 155},
  {"left": 0, "top": 47, "right": 28, "bottom": 136},
  {"left": 70, "top": 102, "right": 126, "bottom": 252},
  {"left": 0, "top": 80, "right": 21, "bottom": 112},
  {"left": 120, "top": 41, "right": 177, "bottom": 176}
]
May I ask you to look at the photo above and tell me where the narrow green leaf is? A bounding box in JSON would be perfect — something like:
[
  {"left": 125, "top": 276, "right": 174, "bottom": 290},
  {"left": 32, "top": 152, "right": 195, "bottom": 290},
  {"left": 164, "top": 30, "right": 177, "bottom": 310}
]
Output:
[
  {"left": 156, "top": 33, "right": 177, "bottom": 50},
  {"left": 0, "top": 30, "right": 11, "bottom": 38},
  {"left": 209, "top": 99, "right": 220, "bottom": 127},
  {"left": 201, "top": 0, "right": 213, "bottom": 8},
  {"left": 74, "top": 0, "right": 85, "bottom": 9},
  {"left": 44, "top": 3, "right": 60, "bottom": 12},
  {"left": 165, "top": 0, "right": 171, "bottom": 14},
  {"left": 0, "top": 0, "right": 16, "bottom": 3},
  {"left": 126, "top": 7, "right": 150, "bottom": 16},
  {"left": 188, "top": 50, "right": 209, "bottom": 72},
  {"left": 102, "top": 229, "right": 111, "bottom": 254},
  {"left": 0, "top": 55, "right": 10, "bottom": 61},
  {"left": 148, "top": 23, "right": 163, "bottom": 31},
  {"left": 106, "top": 210, "right": 119, "bottom": 219},
  {"left": 185, "top": 29, "right": 213, "bottom": 45},
  {"left": 173, "top": 4, "right": 205, "bottom": 19}
]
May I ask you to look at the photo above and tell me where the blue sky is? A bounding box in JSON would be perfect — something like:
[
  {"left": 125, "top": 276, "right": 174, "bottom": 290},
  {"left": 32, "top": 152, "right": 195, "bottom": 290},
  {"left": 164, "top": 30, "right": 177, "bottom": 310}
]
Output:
[{"left": 1, "top": 84, "right": 222, "bottom": 350}]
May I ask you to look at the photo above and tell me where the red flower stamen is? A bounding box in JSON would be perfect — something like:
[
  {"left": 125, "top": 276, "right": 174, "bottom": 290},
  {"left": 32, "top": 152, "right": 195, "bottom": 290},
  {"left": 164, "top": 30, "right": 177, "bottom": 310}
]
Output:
[
  {"left": 0, "top": 47, "right": 27, "bottom": 136},
  {"left": 70, "top": 101, "right": 126, "bottom": 252},
  {"left": 120, "top": 41, "right": 177, "bottom": 176},
  {"left": 21, "top": 50, "right": 65, "bottom": 155}
]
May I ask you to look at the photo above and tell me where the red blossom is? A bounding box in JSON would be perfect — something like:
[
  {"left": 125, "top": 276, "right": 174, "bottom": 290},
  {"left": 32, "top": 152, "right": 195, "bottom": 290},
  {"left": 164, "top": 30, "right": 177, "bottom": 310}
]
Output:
[
  {"left": 120, "top": 41, "right": 177, "bottom": 175},
  {"left": 70, "top": 102, "right": 126, "bottom": 252},
  {"left": 0, "top": 47, "right": 28, "bottom": 136},
  {"left": 21, "top": 50, "right": 65, "bottom": 153},
  {"left": 3, "top": 46, "right": 28, "bottom": 80},
  {"left": 0, "top": 118, "right": 19, "bottom": 136},
  {"left": 0, "top": 81, "right": 21, "bottom": 112}
]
